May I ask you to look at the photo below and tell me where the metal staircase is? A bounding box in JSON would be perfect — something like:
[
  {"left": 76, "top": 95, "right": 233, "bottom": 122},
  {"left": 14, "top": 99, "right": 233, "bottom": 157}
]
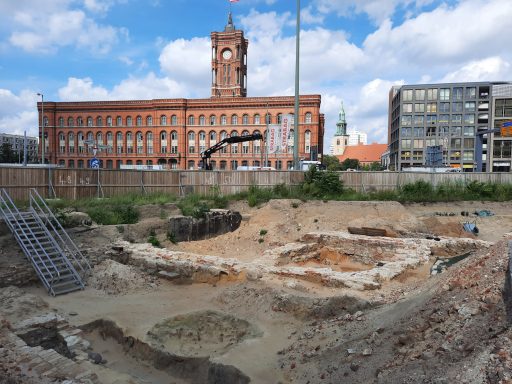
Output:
[{"left": 0, "top": 188, "right": 91, "bottom": 296}]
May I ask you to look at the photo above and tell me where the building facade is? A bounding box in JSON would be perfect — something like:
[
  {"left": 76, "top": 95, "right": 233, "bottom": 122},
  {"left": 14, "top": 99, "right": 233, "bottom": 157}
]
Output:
[
  {"left": 37, "top": 15, "right": 324, "bottom": 170},
  {"left": 389, "top": 81, "right": 512, "bottom": 171},
  {"left": 0, "top": 133, "right": 38, "bottom": 163}
]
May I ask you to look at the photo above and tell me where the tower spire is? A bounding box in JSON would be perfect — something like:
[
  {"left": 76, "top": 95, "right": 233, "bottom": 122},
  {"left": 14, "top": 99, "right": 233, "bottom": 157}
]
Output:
[
  {"left": 335, "top": 101, "right": 347, "bottom": 136},
  {"left": 225, "top": 12, "right": 235, "bottom": 32}
]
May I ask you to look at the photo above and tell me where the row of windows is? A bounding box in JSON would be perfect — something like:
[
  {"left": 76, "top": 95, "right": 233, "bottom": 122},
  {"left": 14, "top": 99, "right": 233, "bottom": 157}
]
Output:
[
  {"left": 401, "top": 138, "right": 475, "bottom": 150},
  {"left": 400, "top": 150, "right": 475, "bottom": 162},
  {"left": 401, "top": 86, "right": 487, "bottom": 102},
  {"left": 401, "top": 114, "right": 486, "bottom": 126},
  {"left": 57, "top": 130, "right": 311, "bottom": 155},
  {"left": 401, "top": 126, "right": 476, "bottom": 137},
  {"left": 402, "top": 101, "right": 488, "bottom": 113},
  {"left": 54, "top": 112, "right": 313, "bottom": 128}
]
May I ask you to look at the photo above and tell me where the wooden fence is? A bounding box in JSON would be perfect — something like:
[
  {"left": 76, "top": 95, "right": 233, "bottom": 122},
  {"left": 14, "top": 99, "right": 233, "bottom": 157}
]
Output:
[{"left": 2, "top": 166, "right": 512, "bottom": 201}]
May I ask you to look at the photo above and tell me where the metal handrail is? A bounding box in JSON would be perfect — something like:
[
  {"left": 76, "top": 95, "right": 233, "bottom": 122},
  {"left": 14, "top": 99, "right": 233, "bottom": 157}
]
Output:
[
  {"left": 29, "top": 189, "right": 91, "bottom": 279},
  {"left": 0, "top": 189, "right": 60, "bottom": 290}
]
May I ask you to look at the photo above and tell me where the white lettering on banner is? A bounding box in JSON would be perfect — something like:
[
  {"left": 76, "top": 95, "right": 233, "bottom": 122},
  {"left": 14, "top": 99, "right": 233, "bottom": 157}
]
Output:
[
  {"left": 268, "top": 124, "right": 280, "bottom": 154},
  {"left": 280, "top": 114, "right": 292, "bottom": 153}
]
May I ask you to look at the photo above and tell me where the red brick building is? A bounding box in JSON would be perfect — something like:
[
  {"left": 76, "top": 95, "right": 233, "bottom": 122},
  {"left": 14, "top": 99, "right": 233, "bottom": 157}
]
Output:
[{"left": 38, "top": 15, "right": 324, "bottom": 170}]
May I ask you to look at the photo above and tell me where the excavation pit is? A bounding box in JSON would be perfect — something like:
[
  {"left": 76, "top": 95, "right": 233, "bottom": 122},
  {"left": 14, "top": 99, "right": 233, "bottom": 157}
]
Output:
[
  {"left": 146, "top": 310, "right": 263, "bottom": 358},
  {"left": 81, "top": 319, "right": 251, "bottom": 384}
]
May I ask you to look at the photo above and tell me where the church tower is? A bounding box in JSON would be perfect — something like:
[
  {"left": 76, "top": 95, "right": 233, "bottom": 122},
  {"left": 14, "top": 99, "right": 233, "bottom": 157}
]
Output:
[
  {"left": 331, "top": 101, "right": 350, "bottom": 156},
  {"left": 211, "top": 13, "right": 248, "bottom": 98}
]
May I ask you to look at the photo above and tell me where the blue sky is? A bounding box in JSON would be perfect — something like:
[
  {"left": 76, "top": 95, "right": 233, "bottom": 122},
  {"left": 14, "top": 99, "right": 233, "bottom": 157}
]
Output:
[{"left": 1, "top": 0, "right": 511, "bottom": 146}]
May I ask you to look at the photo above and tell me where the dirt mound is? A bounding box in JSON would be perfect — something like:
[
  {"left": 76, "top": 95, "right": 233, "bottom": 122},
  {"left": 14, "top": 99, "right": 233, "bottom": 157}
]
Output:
[
  {"left": 88, "top": 260, "right": 158, "bottom": 295},
  {"left": 0, "top": 286, "right": 49, "bottom": 323},
  {"left": 146, "top": 310, "right": 262, "bottom": 357}
]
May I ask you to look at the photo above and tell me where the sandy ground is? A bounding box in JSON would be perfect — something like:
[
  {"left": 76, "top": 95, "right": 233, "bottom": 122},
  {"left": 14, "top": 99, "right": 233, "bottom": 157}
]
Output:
[{"left": 2, "top": 199, "right": 512, "bottom": 383}]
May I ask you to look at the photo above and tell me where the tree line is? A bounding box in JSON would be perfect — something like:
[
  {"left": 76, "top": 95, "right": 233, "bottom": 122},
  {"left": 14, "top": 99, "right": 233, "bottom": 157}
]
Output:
[{"left": 322, "top": 155, "right": 383, "bottom": 171}]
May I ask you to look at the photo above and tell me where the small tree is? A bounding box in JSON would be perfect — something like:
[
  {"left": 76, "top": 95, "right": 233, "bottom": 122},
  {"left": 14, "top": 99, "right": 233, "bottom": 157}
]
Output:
[
  {"left": 322, "top": 155, "right": 341, "bottom": 171},
  {"left": 0, "top": 143, "right": 17, "bottom": 163},
  {"left": 340, "top": 158, "right": 360, "bottom": 171}
]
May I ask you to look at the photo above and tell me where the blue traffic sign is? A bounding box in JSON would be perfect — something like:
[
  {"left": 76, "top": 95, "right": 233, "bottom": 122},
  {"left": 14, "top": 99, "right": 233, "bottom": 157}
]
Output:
[{"left": 90, "top": 157, "right": 100, "bottom": 169}]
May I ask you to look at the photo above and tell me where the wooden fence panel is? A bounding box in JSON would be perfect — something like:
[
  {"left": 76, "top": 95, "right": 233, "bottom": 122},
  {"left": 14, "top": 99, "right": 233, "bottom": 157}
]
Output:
[{"left": 4, "top": 166, "right": 512, "bottom": 201}]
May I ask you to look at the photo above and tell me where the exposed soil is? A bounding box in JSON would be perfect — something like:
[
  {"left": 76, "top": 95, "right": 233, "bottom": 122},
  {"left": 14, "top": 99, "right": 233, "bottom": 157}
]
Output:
[{"left": 1, "top": 199, "right": 512, "bottom": 383}]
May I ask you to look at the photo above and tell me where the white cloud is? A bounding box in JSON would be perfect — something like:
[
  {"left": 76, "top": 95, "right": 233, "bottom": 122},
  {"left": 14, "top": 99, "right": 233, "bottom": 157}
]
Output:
[
  {"left": 3, "top": 0, "right": 127, "bottom": 54},
  {"left": 314, "top": 0, "right": 434, "bottom": 25},
  {"left": 0, "top": 89, "right": 40, "bottom": 136},
  {"left": 158, "top": 37, "right": 211, "bottom": 94},
  {"left": 440, "top": 57, "right": 512, "bottom": 83},
  {"left": 58, "top": 74, "right": 188, "bottom": 101},
  {"left": 364, "top": 0, "right": 512, "bottom": 71}
]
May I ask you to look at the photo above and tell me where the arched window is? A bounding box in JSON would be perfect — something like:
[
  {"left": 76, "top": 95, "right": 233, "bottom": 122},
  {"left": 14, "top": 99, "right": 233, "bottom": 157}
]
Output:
[
  {"left": 288, "top": 129, "right": 294, "bottom": 154},
  {"left": 210, "top": 131, "right": 217, "bottom": 142},
  {"left": 146, "top": 132, "right": 153, "bottom": 154},
  {"left": 210, "top": 115, "right": 216, "bottom": 125},
  {"left": 304, "top": 130, "right": 311, "bottom": 153},
  {"left": 199, "top": 131, "right": 206, "bottom": 153},
  {"left": 170, "top": 131, "right": 178, "bottom": 154},
  {"left": 188, "top": 115, "right": 195, "bottom": 125},
  {"left": 253, "top": 130, "right": 261, "bottom": 154},
  {"left": 58, "top": 117, "right": 64, "bottom": 127},
  {"left": 95, "top": 116, "right": 102, "bottom": 126},
  {"left": 147, "top": 116, "right": 153, "bottom": 126},
  {"left": 160, "top": 115, "right": 167, "bottom": 126},
  {"left": 106, "top": 116, "right": 112, "bottom": 126},
  {"left": 160, "top": 131, "right": 167, "bottom": 153},
  {"left": 127, "top": 116, "right": 132, "bottom": 126},
  {"left": 78, "top": 132, "right": 85, "bottom": 153},
  {"left": 242, "top": 114, "right": 249, "bottom": 125},
  {"left": 218, "top": 131, "right": 227, "bottom": 153},
  {"left": 305, "top": 112, "right": 312, "bottom": 123},
  {"left": 136, "top": 116, "right": 142, "bottom": 126},
  {"left": 77, "top": 117, "right": 83, "bottom": 127},
  {"left": 43, "top": 117, "right": 48, "bottom": 126},
  {"left": 136, "top": 132, "right": 143, "bottom": 153},
  {"left": 106, "top": 132, "right": 113, "bottom": 152},
  {"left": 59, "top": 132, "right": 66, "bottom": 153},
  {"left": 231, "top": 115, "right": 238, "bottom": 125},
  {"left": 68, "top": 117, "right": 74, "bottom": 127},
  {"left": 126, "top": 132, "right": 133, "bottom": 153},
  {"left": 254, "top": 114, "right": 260, "bottom": 124},
  {"left": 116, "top": 116, "right": 122, "bottom": 126},
  {"left": 199, "top": 115, "right": 206, "bottom": 125},
  {"left": 277, "top": 114, "right": 282, "bottom": 124},
  {"left": 68, "top": 132, "right": 75, "bottom": 153},
  {"left": 230, "top": 131, "right": 239, "bottom": 153},
  {"left": 116, "top": 132, "right": 123, "bottom": 154},
  {"left": 87, "top": 117, "right": 93, "bottom": 127},
  {"left": 96, "top": 132, "right": 103, "bottom": 145},
  {"left": 171, "top": 115, "right": 177, "bottom": 125},
  {"left": 241, "top": 130, "right": 250, "bottom": 154},
  {"left": 265, "top": 113, "right": 272, "bottom": 124},
  {"left": 221, "top": 115, "right": 227, "bottom": 125},
  {"left": 188, "top": 131, "right": 196, "bottom": 154}
]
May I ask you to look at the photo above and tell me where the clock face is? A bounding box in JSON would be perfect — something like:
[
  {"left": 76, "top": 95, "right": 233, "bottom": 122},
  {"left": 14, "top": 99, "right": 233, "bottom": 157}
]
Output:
[{"left": 222, "top": 49, "right": 232, "bottom": 60}]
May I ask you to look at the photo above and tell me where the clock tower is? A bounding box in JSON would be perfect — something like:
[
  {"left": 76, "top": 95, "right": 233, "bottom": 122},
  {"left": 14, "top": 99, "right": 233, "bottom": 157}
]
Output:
[{"left": 211, "top": 13, "right": 248, "bottom": 98}]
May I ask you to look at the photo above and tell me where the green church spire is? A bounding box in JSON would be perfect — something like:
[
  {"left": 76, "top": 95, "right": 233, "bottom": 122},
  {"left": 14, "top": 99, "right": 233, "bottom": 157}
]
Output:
[{"left": 335, "top": 101, "right": 347, "bottom": 136}]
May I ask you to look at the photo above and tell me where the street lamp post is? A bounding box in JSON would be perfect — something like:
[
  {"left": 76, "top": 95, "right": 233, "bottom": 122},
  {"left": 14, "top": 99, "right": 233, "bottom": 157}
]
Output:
[
  {"left": 293, "top": 0, "right": 300, "bottom": 170},
  {"left": 37, "top": 93, "right": 44, "bottom": 164}
]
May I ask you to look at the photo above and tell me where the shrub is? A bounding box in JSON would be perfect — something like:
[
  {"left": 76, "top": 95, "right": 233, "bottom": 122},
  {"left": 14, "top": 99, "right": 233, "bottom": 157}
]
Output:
[
  {"left": 259, "top": 229, "right": 267, "bottom": 236},
  {"left": 302, "top": 167, "right": 343, "bottom": 198},
  {"left": 147, "top": 229, "right": 161, "bottom": 247},
  {"left": 167, "top": 231, "right": 178, "bottom": 244}
]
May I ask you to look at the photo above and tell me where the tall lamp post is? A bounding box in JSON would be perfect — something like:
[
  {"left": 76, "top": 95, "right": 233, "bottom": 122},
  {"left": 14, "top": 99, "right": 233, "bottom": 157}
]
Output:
[
  {"left": 293, "top": 0, "right": 300, "bottom": 170},
  {"left": 37, "top": 93, "right": 44, "bottom": 164}
]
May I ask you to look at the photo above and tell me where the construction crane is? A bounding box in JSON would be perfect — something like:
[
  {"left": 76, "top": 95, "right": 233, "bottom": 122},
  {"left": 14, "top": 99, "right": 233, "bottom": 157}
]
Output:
[{"left": 200, "top": 133, "right": 263, "bottom": 170}]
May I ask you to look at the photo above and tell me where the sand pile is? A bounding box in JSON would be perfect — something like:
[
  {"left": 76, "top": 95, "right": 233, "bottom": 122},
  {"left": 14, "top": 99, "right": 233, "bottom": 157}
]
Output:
[{"left": 88, "top": 260, "right": 158, "bottom": 295}]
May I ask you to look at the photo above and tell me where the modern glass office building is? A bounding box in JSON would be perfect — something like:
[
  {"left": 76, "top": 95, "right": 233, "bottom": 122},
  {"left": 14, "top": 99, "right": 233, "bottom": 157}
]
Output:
[{"left": 389, "top": 82, "right": 512, "bottom": 172}]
